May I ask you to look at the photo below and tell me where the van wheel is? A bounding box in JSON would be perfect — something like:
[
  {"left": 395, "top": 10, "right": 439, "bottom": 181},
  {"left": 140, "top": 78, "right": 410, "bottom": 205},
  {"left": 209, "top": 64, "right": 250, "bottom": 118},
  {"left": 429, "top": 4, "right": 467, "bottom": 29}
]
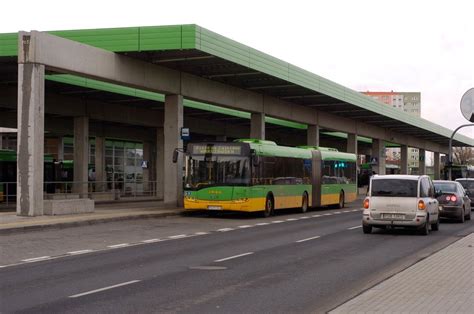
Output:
[
  {"left": 337, "top": 191, "right": 345, "bottom": 209},
  {"left": 362, "top": 225, "right": 372, "bottom": 234},
  {"left": 431, "top": 217, "right": 439, "bottom": 231},
  {"left": 262, "top": 194, "right": 274, "bottom": 218},
  {"left": 301, "top": 192, "right": 309, "bottom": 213},
  {"left": 419, "top": 216, "right": 430, "bottom": 235}
]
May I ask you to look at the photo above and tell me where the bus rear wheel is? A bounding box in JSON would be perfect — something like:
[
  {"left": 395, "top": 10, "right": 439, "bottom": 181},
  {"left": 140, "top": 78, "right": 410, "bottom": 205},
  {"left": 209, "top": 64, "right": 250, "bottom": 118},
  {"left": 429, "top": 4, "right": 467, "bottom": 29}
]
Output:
[
  {"left": 301, "top": 192, "right": 309, "bottom": 213},
  {"left": 263, "top": 194, "right": 274, "bottom": 218}
]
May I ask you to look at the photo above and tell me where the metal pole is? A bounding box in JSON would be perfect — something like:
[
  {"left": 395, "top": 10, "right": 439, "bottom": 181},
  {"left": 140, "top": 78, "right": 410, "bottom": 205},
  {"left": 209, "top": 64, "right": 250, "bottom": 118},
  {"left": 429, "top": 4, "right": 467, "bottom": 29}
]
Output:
[{"left": 448, "top": 124, "right": 474, "bottom": 180}]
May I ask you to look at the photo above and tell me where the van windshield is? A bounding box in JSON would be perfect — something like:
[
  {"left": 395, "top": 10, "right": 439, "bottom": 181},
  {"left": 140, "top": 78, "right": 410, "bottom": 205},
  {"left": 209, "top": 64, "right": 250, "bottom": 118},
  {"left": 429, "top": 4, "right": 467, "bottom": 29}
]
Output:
[{"left": 371, "top": 179, "right": 418, "bottom": 197}]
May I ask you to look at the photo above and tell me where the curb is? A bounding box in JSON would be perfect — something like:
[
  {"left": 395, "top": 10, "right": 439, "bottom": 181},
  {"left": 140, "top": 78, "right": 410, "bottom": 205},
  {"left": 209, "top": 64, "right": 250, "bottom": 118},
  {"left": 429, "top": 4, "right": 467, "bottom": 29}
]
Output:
[{"left": 0, "top": 211, "right": 183, "bottom": 235}]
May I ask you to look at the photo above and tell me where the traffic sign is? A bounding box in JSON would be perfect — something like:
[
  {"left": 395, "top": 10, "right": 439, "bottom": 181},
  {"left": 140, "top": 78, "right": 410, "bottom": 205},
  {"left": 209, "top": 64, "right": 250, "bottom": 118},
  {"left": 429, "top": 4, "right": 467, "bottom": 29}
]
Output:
[{"left": 460, "top": 88, "right": 474, "bottom": 122}]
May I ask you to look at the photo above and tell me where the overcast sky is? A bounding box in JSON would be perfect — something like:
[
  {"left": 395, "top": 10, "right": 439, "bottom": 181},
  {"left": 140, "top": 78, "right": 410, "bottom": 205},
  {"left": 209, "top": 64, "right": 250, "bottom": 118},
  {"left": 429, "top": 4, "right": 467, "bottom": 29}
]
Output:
[{"left": 1, "top": 0, "right": 473, "bottom": 137}]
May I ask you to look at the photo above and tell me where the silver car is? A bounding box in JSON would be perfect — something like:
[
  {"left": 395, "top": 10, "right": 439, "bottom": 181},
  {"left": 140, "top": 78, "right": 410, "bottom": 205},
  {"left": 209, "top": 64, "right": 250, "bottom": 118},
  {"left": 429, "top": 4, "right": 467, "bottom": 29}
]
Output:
[
  {"left": 455, "top": 178, "right": 474, "bottom": 206},
  {"left": 362, "top": 175, "right": 440, "bottom": 235}
]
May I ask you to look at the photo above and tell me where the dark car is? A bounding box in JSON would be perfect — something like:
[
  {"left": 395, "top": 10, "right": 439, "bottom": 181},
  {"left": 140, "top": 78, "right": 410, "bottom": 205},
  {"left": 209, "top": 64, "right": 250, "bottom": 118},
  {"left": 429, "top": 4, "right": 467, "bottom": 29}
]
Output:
[
  {"left": 434, "top": 180, "right": 471, "bottom": 223},
  {"left": 455, "top": 178, "right": 474, "bottom": 206}
]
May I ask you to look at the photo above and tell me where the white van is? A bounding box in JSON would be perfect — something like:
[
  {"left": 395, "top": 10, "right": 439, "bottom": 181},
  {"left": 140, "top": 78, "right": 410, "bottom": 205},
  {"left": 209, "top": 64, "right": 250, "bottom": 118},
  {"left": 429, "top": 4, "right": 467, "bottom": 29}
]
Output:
[{"left": 362, "top": 175, "right": 440, "bottom": 235}]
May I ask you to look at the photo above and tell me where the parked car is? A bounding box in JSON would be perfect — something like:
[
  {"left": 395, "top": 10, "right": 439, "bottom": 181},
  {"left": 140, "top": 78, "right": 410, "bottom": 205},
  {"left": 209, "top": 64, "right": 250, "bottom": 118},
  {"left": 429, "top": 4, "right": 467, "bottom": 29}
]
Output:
[
  {"left": 362, "top": 175, "right": 440, "bottom": 235},
  {"left": 434, "top": 180, "right": 471, "bottom": 223},
  {"left": 455, "top": 178, "right": 474, "bottom": 206}
]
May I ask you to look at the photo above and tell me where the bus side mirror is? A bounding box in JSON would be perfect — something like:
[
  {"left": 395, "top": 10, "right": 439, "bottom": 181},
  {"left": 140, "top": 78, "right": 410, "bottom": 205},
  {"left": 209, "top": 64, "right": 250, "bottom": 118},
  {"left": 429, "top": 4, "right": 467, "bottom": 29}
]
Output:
[{"left": 172, "top": 149, "right": 179, "bottom": 163}]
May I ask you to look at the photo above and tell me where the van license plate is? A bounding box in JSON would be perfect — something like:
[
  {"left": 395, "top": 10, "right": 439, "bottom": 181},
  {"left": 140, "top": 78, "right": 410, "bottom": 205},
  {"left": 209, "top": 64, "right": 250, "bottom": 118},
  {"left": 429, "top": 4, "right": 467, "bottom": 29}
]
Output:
[
  {"left": 382, "top": 214, "right": 405, "bottom": 219},
  {"left": 208, "top": 206, "right": 222, "bottom": 210}
]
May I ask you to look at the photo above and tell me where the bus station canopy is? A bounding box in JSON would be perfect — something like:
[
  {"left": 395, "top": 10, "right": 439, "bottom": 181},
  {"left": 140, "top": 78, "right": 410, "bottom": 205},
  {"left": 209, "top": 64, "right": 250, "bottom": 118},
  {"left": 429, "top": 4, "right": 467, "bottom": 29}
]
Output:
[{"left": 0, "top": 25, "right": 472, "bottom": 148}]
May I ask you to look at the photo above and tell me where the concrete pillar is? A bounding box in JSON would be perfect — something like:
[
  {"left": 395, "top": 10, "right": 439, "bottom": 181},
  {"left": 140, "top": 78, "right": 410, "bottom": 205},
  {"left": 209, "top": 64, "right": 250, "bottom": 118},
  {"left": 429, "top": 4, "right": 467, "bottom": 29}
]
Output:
[
  {"left": 164, "top": 95, "right": 183, "bottom": 206},
  {"left": 250, "top": 112, "right": 265, "bottom": 140},
  {"left": 0, "top": 135, "right": 3, "bottom": 149},
  {"left": 400, "top": 145, "right": 408, "bottom": 175},
  {"left": 419, "top": 149, "right": 426, "bottom": 175},
  {"left": 434, "top": 152, "right": 441, "bottom": 180},
  {"left": 347, "top": 133, "right": 358, "bottom": 154},
  {"left": 17, "top": 63, "right": 45, "bottom": 216},
  {"left": 73, "top": 116, "right": 89, "bottom": 197},
  {"left": 372, "top": 139, "right": 386, "bottom": 175},
  {"left": 307, "top": 125, "right": 320, "bottom": 146},
  {"left": 94, "top": 136, "right": 105, "bottom": 191},
  {"left": 156, "top": 128, "right": 164, "bottom": 199}
]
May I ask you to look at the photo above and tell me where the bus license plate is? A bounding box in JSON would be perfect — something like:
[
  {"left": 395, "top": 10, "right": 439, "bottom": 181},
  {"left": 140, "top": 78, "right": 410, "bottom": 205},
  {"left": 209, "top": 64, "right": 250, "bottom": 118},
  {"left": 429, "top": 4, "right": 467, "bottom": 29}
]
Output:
[
  {"left": 208, "top": 206, "right": 222, "bottom": 210},
  {"left": 382, "top": 214, "right": 405, "bottom": 219}
]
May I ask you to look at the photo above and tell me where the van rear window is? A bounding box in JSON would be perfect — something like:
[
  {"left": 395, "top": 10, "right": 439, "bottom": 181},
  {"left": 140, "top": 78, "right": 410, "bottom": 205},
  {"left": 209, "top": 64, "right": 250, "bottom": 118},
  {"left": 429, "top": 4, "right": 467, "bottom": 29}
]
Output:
[{"left": 371, "top": 179, "right": 418, "bottom": 197}]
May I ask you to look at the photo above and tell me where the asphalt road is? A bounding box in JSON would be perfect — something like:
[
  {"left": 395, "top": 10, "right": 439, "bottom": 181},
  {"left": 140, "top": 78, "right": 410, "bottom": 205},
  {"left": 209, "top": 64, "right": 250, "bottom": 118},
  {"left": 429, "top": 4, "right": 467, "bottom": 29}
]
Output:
[{"left": 1, "top": 205, "right": 473, "bottom": 313}]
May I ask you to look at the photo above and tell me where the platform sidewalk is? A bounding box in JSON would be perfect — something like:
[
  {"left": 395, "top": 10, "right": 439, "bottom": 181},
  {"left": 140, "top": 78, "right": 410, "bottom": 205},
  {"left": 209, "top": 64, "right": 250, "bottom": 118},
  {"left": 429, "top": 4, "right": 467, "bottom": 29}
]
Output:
[
  {"left": 0, "top": 201, "right": 183, "bottom": 234},
  {"left": 330, "top": 232, "right": 474, "bottom": 314}
]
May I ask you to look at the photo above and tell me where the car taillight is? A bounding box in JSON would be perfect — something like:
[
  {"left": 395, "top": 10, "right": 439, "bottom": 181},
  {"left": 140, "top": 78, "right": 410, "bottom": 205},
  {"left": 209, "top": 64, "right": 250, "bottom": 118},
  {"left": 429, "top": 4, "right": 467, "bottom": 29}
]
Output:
[
  {"left": 445, "top": 195, "right": 457, "bottom": 202},
  {"left": 363, "top": 199, "right": 370, "bottom": 209},
  {"left": 418, "top": 200, "right": 426, "bottom": 210}
]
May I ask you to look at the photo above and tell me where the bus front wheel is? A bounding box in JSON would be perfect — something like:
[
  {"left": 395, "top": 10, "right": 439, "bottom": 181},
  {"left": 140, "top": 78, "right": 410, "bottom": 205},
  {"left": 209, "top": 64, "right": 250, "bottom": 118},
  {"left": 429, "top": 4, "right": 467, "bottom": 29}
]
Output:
[
  {"left": 337, "top": 191, "right": 345, "bottom": 209},
  {"left": 263, "top": 194, "right": 274, "bottom": 218}
]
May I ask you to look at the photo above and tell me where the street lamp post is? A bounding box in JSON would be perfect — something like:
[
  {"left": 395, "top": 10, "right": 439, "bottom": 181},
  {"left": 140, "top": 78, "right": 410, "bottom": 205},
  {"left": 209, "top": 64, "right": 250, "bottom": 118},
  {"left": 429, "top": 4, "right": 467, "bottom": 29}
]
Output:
[{"left": 448, "top": 123, "right": 474, "bottom": 181}]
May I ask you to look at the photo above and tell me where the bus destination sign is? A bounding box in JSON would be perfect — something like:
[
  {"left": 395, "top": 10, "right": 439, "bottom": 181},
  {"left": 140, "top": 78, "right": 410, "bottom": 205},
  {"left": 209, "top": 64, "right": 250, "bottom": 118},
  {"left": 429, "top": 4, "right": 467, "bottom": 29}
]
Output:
[{"left": 192, "top": 145, "right": 242, "bottom": 155}]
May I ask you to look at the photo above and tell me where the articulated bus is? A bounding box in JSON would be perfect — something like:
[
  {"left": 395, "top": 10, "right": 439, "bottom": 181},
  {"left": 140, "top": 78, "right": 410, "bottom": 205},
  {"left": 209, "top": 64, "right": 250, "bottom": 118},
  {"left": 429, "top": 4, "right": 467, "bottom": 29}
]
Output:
[{"left": 176, "top": 139, "right": 357, "bottom": 217}]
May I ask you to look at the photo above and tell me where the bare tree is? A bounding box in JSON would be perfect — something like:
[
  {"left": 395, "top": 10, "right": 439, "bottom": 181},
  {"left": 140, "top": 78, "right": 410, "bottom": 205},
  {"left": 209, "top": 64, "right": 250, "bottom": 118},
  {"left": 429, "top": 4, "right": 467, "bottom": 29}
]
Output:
[{"left": 452, "top": 147, "right": 474, "bottom": 165}]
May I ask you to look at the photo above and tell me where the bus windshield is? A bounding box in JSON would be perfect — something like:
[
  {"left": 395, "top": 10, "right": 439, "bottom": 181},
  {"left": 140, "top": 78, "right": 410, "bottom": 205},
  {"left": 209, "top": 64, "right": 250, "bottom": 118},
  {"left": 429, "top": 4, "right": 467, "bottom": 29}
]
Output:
[{"left": 185, "top": 155, "right": 250, "bottom": 190}]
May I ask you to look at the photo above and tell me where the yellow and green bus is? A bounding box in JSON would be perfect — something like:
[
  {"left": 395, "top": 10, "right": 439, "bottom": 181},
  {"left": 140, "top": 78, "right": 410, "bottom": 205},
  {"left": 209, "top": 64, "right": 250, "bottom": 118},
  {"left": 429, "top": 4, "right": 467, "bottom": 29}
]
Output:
[{"left": 178, "top": 139, "right": 357, "bottom": 217}]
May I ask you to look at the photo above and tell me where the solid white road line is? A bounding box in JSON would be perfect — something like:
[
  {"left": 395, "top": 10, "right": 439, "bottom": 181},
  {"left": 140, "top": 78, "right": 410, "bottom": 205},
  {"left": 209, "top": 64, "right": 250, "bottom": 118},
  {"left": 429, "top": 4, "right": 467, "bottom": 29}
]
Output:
[
  {"left": 348, "top": 225, "right": 362, "bottom": 230},
  {"left": 21, "top": 256, "right": 51, "bottom": 262},
  {"left": 107, "top": 243, "right": 130, "bottom": 248},
  {"left": 214, "top": 252, "right": 254, "bottom": 263},
  {"left": 296, "top": 236, "right": 321, "bottom": 243},
  {"left": 69, "top": 280, "right": 141, "bottom": 298},
  {"left": 67, "top": 250, "right": 93, "bottom": 255}
]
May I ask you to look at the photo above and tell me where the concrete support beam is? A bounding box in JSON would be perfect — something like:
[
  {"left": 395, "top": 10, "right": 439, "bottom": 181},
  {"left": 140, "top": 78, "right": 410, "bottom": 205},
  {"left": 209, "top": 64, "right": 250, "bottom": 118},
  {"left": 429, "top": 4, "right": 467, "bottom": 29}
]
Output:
[
  {"left": 156, "top": 128, "right": 164, "bottom": 199},
  {"left": 400, "top": 145, "right": 409, "bottom": 175},
  {"left": 307, "top": 125, "right": 320, "bottom": 146},
  {"left": 419, "top": 149, "right": 426, "bottom": 175},
  {"left": 94, "top": 136, "right": 105, "bottom": 190},
  {"left": 73, "top": 116, "right": 89, "bottom": 197},
  {"left": 372, "top": 139, "right": 386, "bottom": 175},
  {"left": 250, "top": 112, "right": 265, "bottom": 140},
  {"left": 163, "top": 95, "right": 183, "bottom": 206},
  {"left": 347, "top": 133, "right": 358, "bottom": 154},
  {"left": 434, "top": 152, "right": 441, "bottom": 180},
  {"left": 17, "top": 63, "right": 45, "bottom": 216}
]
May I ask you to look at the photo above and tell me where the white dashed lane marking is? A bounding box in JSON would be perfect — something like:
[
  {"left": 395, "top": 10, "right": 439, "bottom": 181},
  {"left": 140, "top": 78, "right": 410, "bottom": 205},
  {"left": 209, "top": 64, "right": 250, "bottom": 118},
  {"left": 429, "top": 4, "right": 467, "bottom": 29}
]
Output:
[
  {"left": 21, "top": 256, "right": 51, "bottom": 262},
  {"left": 69, "top": 280, "right": 141, "bottom": 298},
  {"left": 238, "top": 225, "right": 252, "bottom": 228},
  {"left": 194, "top": 232, "right": 209, "bottom": 235},
  {"left": 217, "top": 228, "right": 234, "bottom": 232},
  {"left": 68, "top": 250, "right": 93, "bottom": 255},
  {"left": 272, "top": 220, "right": 284, "bottom": 223},
  {"left": 107, "top": 243, "right": 130, "bottom": 249},
  {"left": 141, "top": 239, "right": 162, "bottom": 243},
  {"left": 214, "top": 252, "right": 254, "bottom": 263},
  {"left": 348, "top": 225, "right": 362, "bottom": 230},
  {"left": 169, "top": 234, "right": 187, "bottom": 238},
  {"left": 286, "top": 218, "right": 298, "bottom": 221},
  {"left": 296, "top": 236, "right": 321, "bottom": 243}
]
